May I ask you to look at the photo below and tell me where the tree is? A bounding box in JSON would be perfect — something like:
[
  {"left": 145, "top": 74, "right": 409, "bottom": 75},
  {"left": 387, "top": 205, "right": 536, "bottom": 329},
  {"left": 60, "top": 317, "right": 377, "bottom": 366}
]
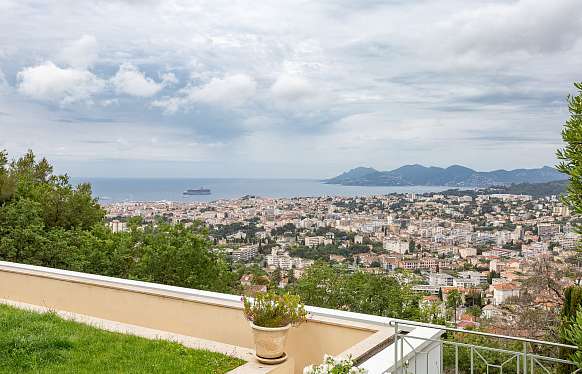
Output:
[
  {"left": 0, "top": 150, "right": 239, "bottom": 294},
  {"left": 559, "top": 287, "right": 582, "bottom": 372},
  {"left": 446, "top": 289, "right": 462, "bottom": 323},
  {"left": 290, "top": 262, "right": 421, "bottom": 319},
  {"left": 563, "top": 308, "right": 582, "bottom": 370},
  {"left": 556, "top": 84, "right": 582, "bottom": 372},
  {"left": 557, "top": 82, "right": 582, "bottom": 227}
]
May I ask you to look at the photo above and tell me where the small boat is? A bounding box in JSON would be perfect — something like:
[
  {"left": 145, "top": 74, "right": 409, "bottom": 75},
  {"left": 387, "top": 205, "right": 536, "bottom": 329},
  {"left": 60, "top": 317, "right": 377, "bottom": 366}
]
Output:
[{"left": 183, "top": 187, "right": 211, "bottom": 196}]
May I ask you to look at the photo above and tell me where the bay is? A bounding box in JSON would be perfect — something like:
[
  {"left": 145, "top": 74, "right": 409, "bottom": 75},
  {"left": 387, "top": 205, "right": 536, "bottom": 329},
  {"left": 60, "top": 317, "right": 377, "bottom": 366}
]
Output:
[{"left": 71, "top": 177, "right": 456, "bottom": 203}]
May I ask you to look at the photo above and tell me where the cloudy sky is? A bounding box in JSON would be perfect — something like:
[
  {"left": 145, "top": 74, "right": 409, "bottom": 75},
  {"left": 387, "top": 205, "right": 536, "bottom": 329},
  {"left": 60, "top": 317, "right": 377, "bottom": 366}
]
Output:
[{"left": 0, "top": 0, "right": 581, "bottom": 178}]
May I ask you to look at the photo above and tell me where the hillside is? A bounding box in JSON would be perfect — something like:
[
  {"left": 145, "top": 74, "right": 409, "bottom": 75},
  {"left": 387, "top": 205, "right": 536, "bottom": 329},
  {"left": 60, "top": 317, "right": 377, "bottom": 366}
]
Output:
[{"left": 325, "top": 165, "right": 567, "bottom": 187}]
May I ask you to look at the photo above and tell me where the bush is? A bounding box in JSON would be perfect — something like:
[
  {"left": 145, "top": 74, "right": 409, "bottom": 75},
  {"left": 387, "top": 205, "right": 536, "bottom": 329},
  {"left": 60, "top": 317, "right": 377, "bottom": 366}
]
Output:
[{"left": 243, "top": 292, "right": 307, "bottom": 328}]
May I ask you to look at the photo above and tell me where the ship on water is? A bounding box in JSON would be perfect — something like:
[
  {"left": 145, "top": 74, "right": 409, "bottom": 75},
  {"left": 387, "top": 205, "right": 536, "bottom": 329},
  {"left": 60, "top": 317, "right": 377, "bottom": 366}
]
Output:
[{"left": 183, "top": 187, "right": 211, "bottom": 196}]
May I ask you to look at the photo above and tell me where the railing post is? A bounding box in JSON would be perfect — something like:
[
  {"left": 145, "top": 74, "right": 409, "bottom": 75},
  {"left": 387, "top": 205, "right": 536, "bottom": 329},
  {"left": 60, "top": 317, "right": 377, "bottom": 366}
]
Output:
[
  {"left": 455, "top": 345, "right": 459, "bottom": 374},
  {"left": 522, "top": 342, "right": 527, "bottom": 374},
  {"left": 394, "top": 322, "right": 399, "bottom": 374},
  {"left": 470, "top": 346, "right": 474, "bottom": 374}
]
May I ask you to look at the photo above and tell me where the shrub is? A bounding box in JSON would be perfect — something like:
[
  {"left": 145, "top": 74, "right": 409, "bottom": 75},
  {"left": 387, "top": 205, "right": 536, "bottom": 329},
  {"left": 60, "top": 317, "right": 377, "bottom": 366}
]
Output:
[
  {"left": 303, "top": 355, "right": 366, "bottom": 374},
  {"left": 243, "top": 292, "right": 307, "bottom": 328}
]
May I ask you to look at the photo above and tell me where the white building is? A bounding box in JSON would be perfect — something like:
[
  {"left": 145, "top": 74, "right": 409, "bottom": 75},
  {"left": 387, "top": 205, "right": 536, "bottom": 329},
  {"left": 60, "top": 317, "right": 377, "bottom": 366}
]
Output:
[
  {"left": 429, "top": 273, "right": 454, "bottom": 287},
  {"left": 383, "top": 238, "right": 409, "bottom": 255},
  {"left": 231, "top": 244, "right": 258, "bottom": 262},
  {"left": 458, "top": 247, "right": 477, "bottom": 258},
  {"left": 109, "top": 220, "right": 128, "bottom": 233},
  {"left": 493, "top": 283, "right": 521, "bottom": 305},
  {"left": 304, "top": 236, "right": 325, "bottom": 247}
]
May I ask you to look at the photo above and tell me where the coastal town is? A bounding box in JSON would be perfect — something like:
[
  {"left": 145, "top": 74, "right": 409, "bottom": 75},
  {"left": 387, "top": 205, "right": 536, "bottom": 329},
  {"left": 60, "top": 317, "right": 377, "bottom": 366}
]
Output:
[{"left": 105, "top": 190, "right": 580, "bottom": 336}]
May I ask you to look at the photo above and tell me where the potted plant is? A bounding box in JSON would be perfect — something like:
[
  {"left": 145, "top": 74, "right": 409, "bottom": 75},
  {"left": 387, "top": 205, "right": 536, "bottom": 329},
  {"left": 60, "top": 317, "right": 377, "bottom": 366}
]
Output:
[
  {"left": 303, "top": 355, "right": 367, "bottom": 374},
  {"left": 243, "top": 292, "right": 308, "bottom": 363}
]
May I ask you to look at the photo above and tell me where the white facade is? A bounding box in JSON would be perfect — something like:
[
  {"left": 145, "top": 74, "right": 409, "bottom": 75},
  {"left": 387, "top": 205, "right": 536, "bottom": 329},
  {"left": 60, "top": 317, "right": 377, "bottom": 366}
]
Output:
[
  {"left": 383, "top": 238, "right": 409, "bottom": 254},
  {"left": 493, "top": 284, "right": 521, "bottom": 305}
]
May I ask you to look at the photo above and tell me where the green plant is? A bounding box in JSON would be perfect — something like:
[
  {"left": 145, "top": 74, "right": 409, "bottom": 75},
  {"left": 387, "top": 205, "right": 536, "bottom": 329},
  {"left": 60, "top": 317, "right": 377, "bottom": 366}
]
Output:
[
  {"left": 243, "top": 292, "right": 308, "bottom": 328},
  {"left": 303, "top": 355, "right": 366, "bottom": 374},
  {"left": 563, "top": 307, "right": 582, "bottom": 368},
  {"left": 557, "top": 82, "right": 582, "bottom": 226}
]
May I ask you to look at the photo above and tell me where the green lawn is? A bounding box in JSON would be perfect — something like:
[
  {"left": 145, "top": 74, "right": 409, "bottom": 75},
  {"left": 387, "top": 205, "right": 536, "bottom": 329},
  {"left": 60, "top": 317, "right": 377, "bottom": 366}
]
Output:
[{"left": 0, "top": 304, "right": 245, "bottom": 373}]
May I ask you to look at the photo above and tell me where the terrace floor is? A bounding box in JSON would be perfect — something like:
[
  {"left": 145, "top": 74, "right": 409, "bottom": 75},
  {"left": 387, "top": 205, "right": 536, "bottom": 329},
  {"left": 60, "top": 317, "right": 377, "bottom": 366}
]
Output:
[{"left": 0, "top": 303, "right": 245, "bottom": 373}]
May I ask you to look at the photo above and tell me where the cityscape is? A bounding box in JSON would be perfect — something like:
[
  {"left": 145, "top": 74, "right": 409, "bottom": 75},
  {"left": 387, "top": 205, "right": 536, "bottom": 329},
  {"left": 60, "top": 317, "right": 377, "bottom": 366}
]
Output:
[
  {"left": 2, "top": 0, "right": 582, "bottom": 373},
  {"left": 104, "top": 188, "right": 579, "bottom": 340}
]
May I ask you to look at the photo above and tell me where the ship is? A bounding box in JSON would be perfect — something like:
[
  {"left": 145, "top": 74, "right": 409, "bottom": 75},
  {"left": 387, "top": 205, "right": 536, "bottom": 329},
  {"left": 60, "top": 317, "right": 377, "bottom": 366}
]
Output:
[{"left": 183, "top": 187, "right": 211, "bottom": 196}]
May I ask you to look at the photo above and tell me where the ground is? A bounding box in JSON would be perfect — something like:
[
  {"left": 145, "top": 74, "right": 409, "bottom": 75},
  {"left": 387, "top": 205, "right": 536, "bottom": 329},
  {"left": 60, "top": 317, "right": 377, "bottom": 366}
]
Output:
[{"left": 0, "top": 304, "right": 244, "bottom": 373}]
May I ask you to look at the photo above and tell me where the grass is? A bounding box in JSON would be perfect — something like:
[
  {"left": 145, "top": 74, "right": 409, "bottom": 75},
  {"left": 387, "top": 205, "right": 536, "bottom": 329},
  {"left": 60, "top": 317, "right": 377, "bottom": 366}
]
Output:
[{"left": 0, "top": 304, "right": 245, "bottom": 373}]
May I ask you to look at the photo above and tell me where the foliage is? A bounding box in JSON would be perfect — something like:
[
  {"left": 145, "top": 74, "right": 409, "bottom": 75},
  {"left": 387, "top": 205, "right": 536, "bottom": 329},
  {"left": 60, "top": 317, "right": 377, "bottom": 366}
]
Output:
[
  {"left": 446, "top": 289, "right": 462, "bottom": 310},
  {"left": 243, "top": 292, "right": 308, "bottom": 328},
  {"left": 303, "top": 355, "right": 366, "bottom": 374},
  {"left": 557, "top": 82, "right": 582, "bottom": 230},
  {"left": 0, "top": 150, "right": 105, "bottom": 229},
  {"left": 564, "top": 307, "right": 582, "bottom": 369},
  {"left": 0, "top": 150, "right": 237, "bottom": 294},
  {"left": 442, "top": 332, "right": 522, "bottom": 373},
  {"left": 0, "top": 304, "right": 244, "bottom": 373},
  {"left": 290, "top": 262, "right": 421, "bottom": 320},
  {"left": 559, "top": 287, "right": 582, "bottom": 372}
]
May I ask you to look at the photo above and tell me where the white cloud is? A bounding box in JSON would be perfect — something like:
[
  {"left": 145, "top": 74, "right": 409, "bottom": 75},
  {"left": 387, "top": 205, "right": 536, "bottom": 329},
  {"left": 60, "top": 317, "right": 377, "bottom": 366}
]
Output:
[
  {"left": 271, "top": 74, "right": 314, "bottom": 103},
  {"left": 111, "top": 63, "right": 163, "bottom": 97},
  {"left": 17, "top": 62, "right": 105, "bottom": 105},
  {"left": 0, "top": 68, "right": 8, "bottom": 92},
  {"left": 59, "top": 34, "right": 98, "bottom": 69},
  {"left": 153, "top": 73, "right": 257, "bottom": 112},
  {"left": 160, "top": 72, "right": 178, "bottom": 86},
  {"left": 442, "top": 0, "right": 582, "bottom": 55}
]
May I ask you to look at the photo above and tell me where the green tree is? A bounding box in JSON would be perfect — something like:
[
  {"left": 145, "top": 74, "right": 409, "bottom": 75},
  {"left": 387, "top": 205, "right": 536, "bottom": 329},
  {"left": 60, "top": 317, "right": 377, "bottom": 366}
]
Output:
[
  {"left": 290, "top": 262, "right": 420, "bottom": 319},
  {"left": 446, "top": 289, "right": 462, "bottom": 322},
  {"left": 557, "top": 82, "right": 582, "bottom": 231},
  {"left": 0, "top": 150, "right": 238, "bottom": 294},
  {"left": 556, "top": 83, "right": 582, "bottom": 371},
  {"left": 560, "top": 286, "right": 582, "bottom": 372}
]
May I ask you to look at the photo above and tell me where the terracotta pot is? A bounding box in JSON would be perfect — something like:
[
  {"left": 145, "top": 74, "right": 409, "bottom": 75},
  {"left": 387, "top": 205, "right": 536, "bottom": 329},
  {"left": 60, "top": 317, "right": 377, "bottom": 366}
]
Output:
[{"left": 250, "top": 322, "right": 290, "bottom": 361}]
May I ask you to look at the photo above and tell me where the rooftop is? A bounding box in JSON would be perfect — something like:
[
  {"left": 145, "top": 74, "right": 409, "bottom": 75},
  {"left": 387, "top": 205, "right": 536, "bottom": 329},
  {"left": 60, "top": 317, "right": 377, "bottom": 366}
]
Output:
[{"left": 0, "top": 261, "right": 577, "bottom": 373}]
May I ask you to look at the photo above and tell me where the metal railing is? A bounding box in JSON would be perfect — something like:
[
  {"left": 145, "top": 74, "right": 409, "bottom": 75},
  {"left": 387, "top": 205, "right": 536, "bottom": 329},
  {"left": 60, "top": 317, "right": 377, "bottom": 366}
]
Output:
[{"left": 389, "top": 319, "right": 581, "bottom": 374}]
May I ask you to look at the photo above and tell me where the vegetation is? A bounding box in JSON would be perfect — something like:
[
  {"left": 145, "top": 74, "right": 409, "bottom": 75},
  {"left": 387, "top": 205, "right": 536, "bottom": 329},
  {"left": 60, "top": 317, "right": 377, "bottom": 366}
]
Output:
[
  {"left": 303, "top": 355, "right": 365, "bottom": 374},
  {"left": 0, "top": 150, "right": 237, "bottom": 293},
  {"left": 557, "top": 83, "right": 582, "bottom": 370},
  {"left": 559, "top": 286, "right": 582, "bottom": 371},
  {"left": 243, "top": 292, "right": 307, "bottom": 328},
  {"left": 436, "top": 180, "right": 568, "bottom": 199},
  {"left": 289, "top": 262, "right": 421, "bottom": 319},
  {"left": 0, "top": 304, "right": 244, "bottom": 373},
  {"left": 557, "top": 82, "right": 582, "bottom": 228}
]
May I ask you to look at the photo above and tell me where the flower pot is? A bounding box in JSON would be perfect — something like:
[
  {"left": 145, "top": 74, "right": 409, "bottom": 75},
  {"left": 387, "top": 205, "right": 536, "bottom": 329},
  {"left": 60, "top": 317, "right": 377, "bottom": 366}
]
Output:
[{"left": 250, "top": 322, "right": 290, "bottom": 362}]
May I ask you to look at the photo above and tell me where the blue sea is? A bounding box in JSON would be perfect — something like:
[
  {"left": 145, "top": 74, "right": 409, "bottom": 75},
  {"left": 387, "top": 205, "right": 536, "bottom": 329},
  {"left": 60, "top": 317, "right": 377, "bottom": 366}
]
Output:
[{"left": 70, "top": 178, "right": 455, "bottom": 203}]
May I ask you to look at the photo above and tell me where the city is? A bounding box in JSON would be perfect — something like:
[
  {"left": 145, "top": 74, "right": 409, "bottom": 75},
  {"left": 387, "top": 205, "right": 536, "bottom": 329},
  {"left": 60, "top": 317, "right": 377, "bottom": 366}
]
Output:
[
  {"left": 2, "top": 0, "right": 582, "bottom": 373},
  {"left": 104, "top": 190, "right": 580, "bottom": 340}
]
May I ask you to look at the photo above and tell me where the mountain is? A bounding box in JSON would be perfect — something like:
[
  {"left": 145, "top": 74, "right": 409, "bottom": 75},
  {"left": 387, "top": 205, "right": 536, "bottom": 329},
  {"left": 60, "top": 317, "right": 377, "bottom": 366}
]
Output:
[
  {"left": 435, "top": 180, "right": 568, "bottom": 198},
  {"left": 325, "top": 165, "right": 568, "bottom": 187}
]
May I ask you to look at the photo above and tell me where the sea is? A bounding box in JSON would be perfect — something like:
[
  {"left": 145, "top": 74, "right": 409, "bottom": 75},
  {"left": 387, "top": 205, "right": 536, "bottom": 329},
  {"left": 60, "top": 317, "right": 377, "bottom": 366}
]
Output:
[{"left": 70, "top": 178, "right": 455, "bottom": 204}]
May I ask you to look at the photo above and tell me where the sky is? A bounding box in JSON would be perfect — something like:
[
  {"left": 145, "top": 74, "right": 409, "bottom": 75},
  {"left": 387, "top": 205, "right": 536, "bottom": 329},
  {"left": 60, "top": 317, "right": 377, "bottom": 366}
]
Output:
[{"left": 0, "top": 0, "right": 581, "bottom": 178}]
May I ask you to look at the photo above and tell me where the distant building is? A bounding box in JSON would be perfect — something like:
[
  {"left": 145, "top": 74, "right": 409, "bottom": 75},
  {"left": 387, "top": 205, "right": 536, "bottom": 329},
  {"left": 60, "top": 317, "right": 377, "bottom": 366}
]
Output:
[
  {"left": 538, "top": 223, "right": 560, "bottom": 240},
  {"left": 459, "top": 247, "right": 477, "bottom": 258},
  {"left": 109, "top": 220, "right": 128, "bottom": 233},
  {"left": 304, "top": 236, "right": 325, "bottom": 247},
  {"left": 383, "top": 238, "right": 409, "bottom": 254},
  {"left": 493, "top": 283, "right": 521, "bottom": 305},
  {"left": 429, "top": 273, "right": 454, "bottom": 287},
  {"left": 231, "top": 244, "right": 258, "bottom": 262}
]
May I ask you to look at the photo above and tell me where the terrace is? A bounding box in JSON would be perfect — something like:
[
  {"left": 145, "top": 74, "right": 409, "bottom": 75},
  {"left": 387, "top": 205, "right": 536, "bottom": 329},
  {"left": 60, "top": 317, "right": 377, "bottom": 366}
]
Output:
[{"left": 0, "top": 260, "right": 578, "bottom": 373}]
